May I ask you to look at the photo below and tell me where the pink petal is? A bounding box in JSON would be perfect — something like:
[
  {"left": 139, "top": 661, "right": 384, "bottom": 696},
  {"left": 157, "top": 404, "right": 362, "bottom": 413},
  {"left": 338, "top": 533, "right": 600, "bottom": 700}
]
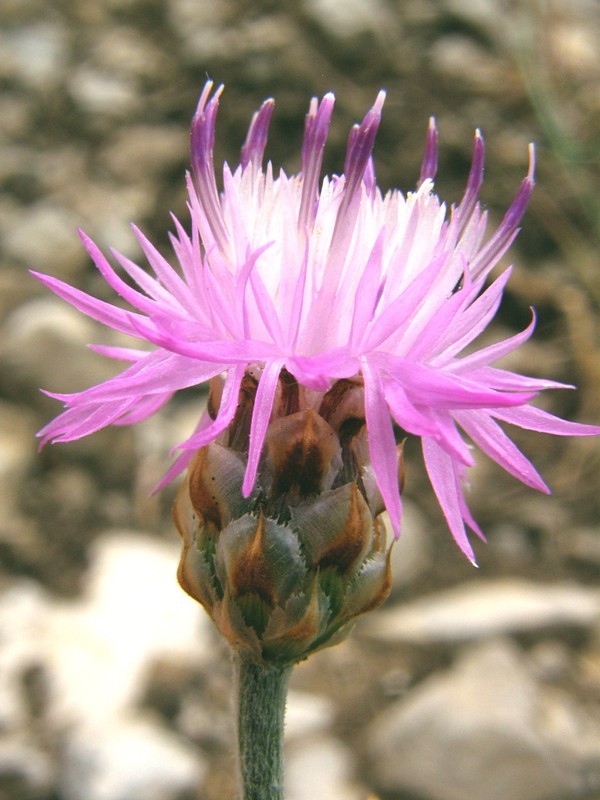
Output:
[
  {"left": 242, "top": 360, "right": 284, "bottom": 496},
  {"left": 491, "top": 405, "right": 600, "bottom": 436},
  {"left": 362, "top": 358, "right": 402, "bottom": 534},
  {"left": 454, "top": 409, "right": 550, "bottom": 492},
  {"left": 173, "top": 364, "right": 245, "bottom": 452},
  {"left": 30, "top": 271, "right": 145, "bottom": 338},
  {"left": 422, "top": 437, "right": 477, "bottom": 564}
]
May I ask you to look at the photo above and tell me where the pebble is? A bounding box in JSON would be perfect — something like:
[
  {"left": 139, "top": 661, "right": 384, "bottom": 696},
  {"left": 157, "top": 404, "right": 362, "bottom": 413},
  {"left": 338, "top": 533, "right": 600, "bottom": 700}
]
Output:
[
  {"left": 387, "top": 499, "right": 433, "bottom": 589},
  {"left": 68, "top": 68, "right": 140, "bottom": 117},
  {"left": 1, "top": 296, "right": 113, "bottom": 395},
  {"left": 0, "top": 736, "right": 55, "bottom": 800},
  {"left": 100, "top": 124, "right": 187, "bottom": 182},
  {"left": 0, "top": 23, "right": 67, "bottom": 90},
  {"left": 302, "top": 0, "right": 392, "bottom": 38},
  {"left": 368, "top": 638, "right": 600, "bottom": 800},
  {"left": 60, "top": 716, "right": 205, "bottom": 800},
  {"left": 0, "top": 534, "right": 214, "bottom": 800},
  {"left": 285, "top": 690, "right": 335, "bottom": 741},
  {"left": 166, "top": 0, "right": 227, "bottom": 60},
  {"left": 366, "top": 579, "right": 600, "bottom": 644},
  {"left": 44, "top": 532, "right": 215, "bottom": 726},
  {"left": 286, "top": 736, "right": 365, "bottom": 800},
  {"left": 3, "top": 203, "right": 84, "bottom": 277},
  {"left": 0, "top": 401, "right": 36, "bottom": 528}
]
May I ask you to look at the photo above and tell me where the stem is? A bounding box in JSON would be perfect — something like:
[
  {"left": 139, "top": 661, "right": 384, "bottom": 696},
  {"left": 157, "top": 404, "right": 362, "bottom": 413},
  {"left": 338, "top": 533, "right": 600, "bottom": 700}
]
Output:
[{"left": 234, "top": 654, "right": 292, "bottom": 800}]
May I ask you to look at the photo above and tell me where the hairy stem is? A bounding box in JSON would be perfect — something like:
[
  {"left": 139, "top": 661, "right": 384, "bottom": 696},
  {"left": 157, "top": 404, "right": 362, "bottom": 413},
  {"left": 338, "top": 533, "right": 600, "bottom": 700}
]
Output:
[{"left": 234, "top": 654, "right": 292, "bottom": 800}]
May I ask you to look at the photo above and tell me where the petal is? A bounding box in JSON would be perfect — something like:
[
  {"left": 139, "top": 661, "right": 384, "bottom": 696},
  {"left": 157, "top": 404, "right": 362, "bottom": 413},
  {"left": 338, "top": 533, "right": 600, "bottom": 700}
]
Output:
[
  {"left": 454, "top": 409, "right": 550, "bottom": 492},
  {"left": 443, "top": 310, "right": 537, "bottom": 372},
  {"left": 491, "top": 404, "right": 600, "bottom": 436},
  {"left": 362, "top": 358, "right": 402, "bottom": 534},
  {"left": 418, "top": 117, "right": 438, "bottom": 186},
  {"left": 369, "top": 352, "right": 535, "bottom": 410},
  {"left": 422, "top": 437, "right": 477, "bottom": 563},
  {"left": 242, "top": 360, "right": 284, "bottom": 496},
  {"left": 173, "top": 364, "right": 245, "bottom": 452},
  {"left": 30, "top": 271, "right": 146, "bottom": 338}
]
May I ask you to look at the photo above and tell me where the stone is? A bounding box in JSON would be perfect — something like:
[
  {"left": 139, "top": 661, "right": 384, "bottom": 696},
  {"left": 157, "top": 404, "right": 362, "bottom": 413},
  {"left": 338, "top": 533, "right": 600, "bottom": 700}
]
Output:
[
  {"left": 302, "top": 0, "right": 392, "bottom": 38},
  {"left": 3, "top": 203, "right": 84, "bottom": 277},
  {"left": 0, "top": 22, "right": 67, "bottom": 90},
  {"left": 286, "top": 736, "right": 364, "bottom": 800},
  {"left": 44, "top": 532, "right": 215, "bottom": 727},
  {"left": 68, "top": 68, "right": 140, "bottom": 117},
  {"left": 285, "top": 690, "right": 335, "bottom": 741},
  {"left": 100, "top": 125, "right": 187, "bottom": 182},
  {"left": 0, "top": 582, "right": 50, "bottom": 731},
  {"left": 0, "top": 401, "right": 36, "bottom": 529},
  {"left": 387, "top": 499, "right": 433, "bottom": 589},
  {"left": 0, "top": 736, "right": 54, "bottom": 800},
  {"left": 1, "top": 297, "right": 114, "bottom": 394},
  {"left": 0, "top": 535, "right": 214, "bottom": 800},
  {"left": 60, "top": 716, "right": 205, "bottom": 800},
  {"left": 368, "top": 638, "right": 599, "bottom": 800},
  {"left": 366, "top": 579, "right": 600, "bottom": 644}
]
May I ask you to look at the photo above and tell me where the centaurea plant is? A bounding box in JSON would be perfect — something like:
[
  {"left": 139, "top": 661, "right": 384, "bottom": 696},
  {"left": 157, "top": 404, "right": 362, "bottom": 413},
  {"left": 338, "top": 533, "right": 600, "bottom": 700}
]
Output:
[{"left": 34, "top": 82, "right": 599, "bottom": 800}]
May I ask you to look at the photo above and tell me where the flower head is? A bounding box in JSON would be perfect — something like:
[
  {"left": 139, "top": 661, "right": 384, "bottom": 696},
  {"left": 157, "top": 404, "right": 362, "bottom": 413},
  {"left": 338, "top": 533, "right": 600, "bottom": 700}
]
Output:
[{"left": 34, "top": 81, "right": 599, "bottom": 563}]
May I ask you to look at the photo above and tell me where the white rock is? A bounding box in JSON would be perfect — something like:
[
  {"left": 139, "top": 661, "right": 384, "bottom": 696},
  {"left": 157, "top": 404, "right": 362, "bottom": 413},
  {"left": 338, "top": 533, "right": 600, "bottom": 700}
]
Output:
[
  {"left": 100, "top": 125, "right": 187, "bottom": 182},
  {"left": 69, "top": 68, "right": 140, "bottom": 116},
  {"left": 0, "top": 401, "right": 36, "bottom": 526},
  {"left": 285, "top": 691, "right": 335, "bottom": 741},
  {"left": 1, "top": 297, "right": 114, "bottom": 393},
  {"left": 0, "top": 23, "right": 67, "bottom": 89},
  {"left": 367, "top": 579, "right": 600, "bottom": 644},
  {"left": 44, "top": 532, "right": 214, "bottom": 727},
  {"left": 0, "top": 582, "right": 51, "bottom": 730},
  {"left": 286, "top": 736, "right": 364, "bottom": 800},
  {"left": 0, "top": 736, "right": 55, "bottom": 797},
  {"left": 166, "top": 0, "right": 226, "bottom": 59},
  {"left": 0, "top": 535, "right": 213, "bottom": 800},
  {"left": 302, "top": 0, "right": 392, "bottom": 38},
  {"left": 3, "top": 203, "right": 83, "bottom": 276},
  {"left": 60, "top": 716, "right": 205, "bottom": 800},
  {"left": 387, "top": 499, "right": 433, "bottom": 588},
  {"left": 368, "top": 638, "right": 596, "bottom": 800}
]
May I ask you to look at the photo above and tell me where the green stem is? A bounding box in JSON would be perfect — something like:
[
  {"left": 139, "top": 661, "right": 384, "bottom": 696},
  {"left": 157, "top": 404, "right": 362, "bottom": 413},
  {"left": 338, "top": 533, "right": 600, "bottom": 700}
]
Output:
[{"left": 234, "top": 654, "right": 292, "bottom": 800}]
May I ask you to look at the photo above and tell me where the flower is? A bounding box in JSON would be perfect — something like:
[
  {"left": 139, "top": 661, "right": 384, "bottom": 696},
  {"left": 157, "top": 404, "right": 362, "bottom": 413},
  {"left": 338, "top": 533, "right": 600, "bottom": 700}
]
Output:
[{"left": 33, "top": 81, "right": 599, "bottom": 563}]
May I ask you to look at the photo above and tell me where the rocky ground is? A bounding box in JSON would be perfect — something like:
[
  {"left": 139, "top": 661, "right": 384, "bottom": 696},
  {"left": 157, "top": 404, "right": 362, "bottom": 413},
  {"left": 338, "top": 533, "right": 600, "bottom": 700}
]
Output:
[{"left": 0, "top": 0, "right": 599, "bottom": 799}]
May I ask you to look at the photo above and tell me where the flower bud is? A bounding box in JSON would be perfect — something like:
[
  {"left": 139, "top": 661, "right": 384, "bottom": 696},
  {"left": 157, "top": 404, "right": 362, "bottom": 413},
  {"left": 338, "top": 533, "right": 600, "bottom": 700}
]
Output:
[{"left": 173, "top": 372, "right": 396, "bottom": 665}]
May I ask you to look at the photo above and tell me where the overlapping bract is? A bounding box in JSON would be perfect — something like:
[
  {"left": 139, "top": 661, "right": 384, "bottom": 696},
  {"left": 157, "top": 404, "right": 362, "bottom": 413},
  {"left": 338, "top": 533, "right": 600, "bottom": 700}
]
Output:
[{"left": 34, "top": 81, "right": 599, "bottom": 562}]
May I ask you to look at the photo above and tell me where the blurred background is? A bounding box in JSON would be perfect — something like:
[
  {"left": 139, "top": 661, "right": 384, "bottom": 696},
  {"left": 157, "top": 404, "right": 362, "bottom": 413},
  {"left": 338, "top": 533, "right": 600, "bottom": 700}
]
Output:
[{"left": 0, "top": 0, "right": 599, "bottom": 798}]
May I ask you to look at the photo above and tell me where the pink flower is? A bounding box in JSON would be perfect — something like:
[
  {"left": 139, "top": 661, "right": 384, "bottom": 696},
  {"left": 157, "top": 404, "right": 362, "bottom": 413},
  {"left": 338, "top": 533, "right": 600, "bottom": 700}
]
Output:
[{"left": 34, "top": 82, "right": 599, "bottom": 563}]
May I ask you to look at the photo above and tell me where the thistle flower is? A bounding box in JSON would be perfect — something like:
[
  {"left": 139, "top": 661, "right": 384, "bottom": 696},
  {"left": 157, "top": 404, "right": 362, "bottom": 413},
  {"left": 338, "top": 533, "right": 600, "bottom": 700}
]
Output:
[{"left": 34, "top": 81, "right": 599, "bottom": 566}]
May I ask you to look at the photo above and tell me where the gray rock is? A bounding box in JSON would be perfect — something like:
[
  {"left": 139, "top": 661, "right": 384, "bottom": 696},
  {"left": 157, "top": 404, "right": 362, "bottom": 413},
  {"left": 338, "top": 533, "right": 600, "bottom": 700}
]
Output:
[
  {"left": 0, "top": 23, "right": 68, "bottom": 89},
  {"left": 302, "top": 0, "right": 392, "bottom": 38},
  {"left": 3, "top": 203, "right": 84, "bottom": 277},
  {"left": 285, "top": 690, "right": 335, "bottom": 741},
  {"left": 368, "top": 638, "right": 600, "bottom": 800},
  {"left": 0, "top": 534, "right": 214, "bottom": 800},
  {"left": 367, "top": 579, "right": 600, "bottom": 644},
  {"left": 388, "top": 499, "right": 434, "bottom": 588},
  {"left": 0, "top": 401, "right": 36, "bottom": 528},
  {"left": 1, "top": 296, "right": 113, "bottom": 394},
  {"left": 60, "top": 716, "right": 205, "bottom": 800},
  {"left": 100, "top": 125, "right": 187, "bottom": 183},
  {"left": 45, "top": 532, "right": 215, "bottom": 727},
  {"left": 68, "top": 68, "right": 140, "bottom": 117},
  {"left": 286, "top": 736, "right": 364, "bottom": 800},
  {"left": 0, "top": 736, "right": 54, "bottom": 800},
  {"left": 429, "top": 35, "right": 505, "bottom": 90},
  {"left": 0, "top": 582, "right": 50, "bottom": 731},
  {"left": 166, "top": 0, "right": 227, "bottom": 60}
]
